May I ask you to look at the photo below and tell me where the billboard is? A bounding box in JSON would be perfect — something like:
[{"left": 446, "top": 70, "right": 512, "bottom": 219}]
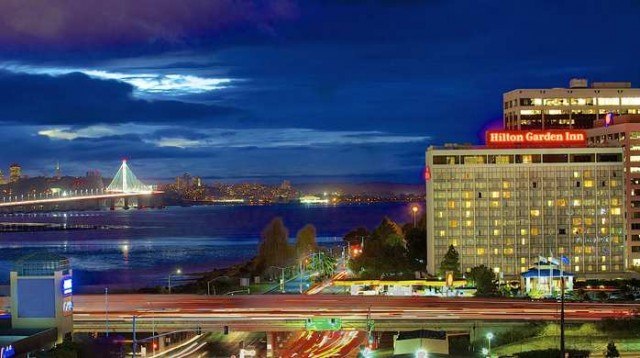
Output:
[{"left": 17, "top": 279, "right": 55, "bottom": 318}]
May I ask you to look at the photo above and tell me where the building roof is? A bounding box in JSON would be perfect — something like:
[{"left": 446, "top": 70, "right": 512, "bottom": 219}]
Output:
[{"left": 15, "top": 252, "right": 68, "bottom": 263}]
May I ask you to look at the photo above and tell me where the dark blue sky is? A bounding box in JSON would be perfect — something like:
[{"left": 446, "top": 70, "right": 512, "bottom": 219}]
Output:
[{"left": 0, "top": 0, "right": 638, "bottom": 183}]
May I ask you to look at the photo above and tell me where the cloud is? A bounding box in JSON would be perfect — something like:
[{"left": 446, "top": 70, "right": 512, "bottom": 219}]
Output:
[
  {"left": 0, "top": 70, "right": 239, "bottom": 125},
  {"left": 0, "top": 0, "right": 299, "bottom": 47},
  {"left": 2, "top": 63, "right": 235, "bottom": 96},
  {"left": 37, "top": 124, "right": 429, "bottom": 149}
]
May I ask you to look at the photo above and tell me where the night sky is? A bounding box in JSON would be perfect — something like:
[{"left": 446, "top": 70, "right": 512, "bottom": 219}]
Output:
[{"left": 0, "top": 1, "right": 639, "bottom": 183}]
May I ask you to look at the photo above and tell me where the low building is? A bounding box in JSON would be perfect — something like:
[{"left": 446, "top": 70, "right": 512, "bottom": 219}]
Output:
[
  {"left": 521, "top": 261, "right": 574, "bottom": 298},
  {"left": 426, "top": 130, "right": 627, "bottom": 279},
  {"left": 10, "top": 253, "right": 73, "bottom": 343},
  {"left": 393, "top": 329, "right": 470, "bottom": 357}
]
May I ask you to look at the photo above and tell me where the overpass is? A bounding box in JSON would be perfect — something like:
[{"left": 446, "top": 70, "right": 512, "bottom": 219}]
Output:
[
  {"left": 0, "top": 160, "right": 162, "bottom": 210},
  {"left": 71, "top": 294, "right": 640, "bottom": 333}
]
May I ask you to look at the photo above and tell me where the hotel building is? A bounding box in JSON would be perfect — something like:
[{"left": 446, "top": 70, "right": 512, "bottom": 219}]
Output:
[
  {"left": 504, "top": 79, "right": 640, "bottom": 130},
  {"left": 426, "top": 140, "right": 626, "bottom": 279},
  {"left": 587, "top": 114, "right": 640, "bottom": 267}
]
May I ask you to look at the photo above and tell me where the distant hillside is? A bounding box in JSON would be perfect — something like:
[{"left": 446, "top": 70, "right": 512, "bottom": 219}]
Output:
[{"left": 296, "top": 182, "right": 424, "bottom": 195}]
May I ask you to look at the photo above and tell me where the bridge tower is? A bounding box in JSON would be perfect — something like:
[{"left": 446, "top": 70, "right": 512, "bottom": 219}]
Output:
[{"left": 106, "top": 160, "right": 152, "bottom": 193}]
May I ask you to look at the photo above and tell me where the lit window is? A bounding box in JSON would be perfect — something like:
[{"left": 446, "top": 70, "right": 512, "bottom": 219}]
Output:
[
  {"left": 532, "top": 98, "right": 542, "bottom": 106},
  {"left": 464, "top": 201, "right": 472, "bottom": 208},
  {"left": 601, "top": 265, "right": 607, "bottom": 271},
  {"left": 546, "top": 200, "right": 554, "bottom": 207},
  {"left": 598, "top": 97, "right": 620, "bottom": 106},
  {"left": 502, "top": 181, "right": 510, "bottom": 189},
  {"left": 632, "top": 259, "right": 640, "bottom": 267},
  {"left": 448, "top": 200, "right": 456, "bottom": 209},
  {"left": 612, "top": 208, "right": 621, "bottom": 215},
  {"left": 530, "top": 209, "right": 540, "bottom": 217},
  {"left": 584, "top": 180, "right": 594, "bottom": 188},
  {"left": 520, "top": 229, "right": 528, "bottom": 235},
  {"left": 491, "top": 191, "right": 500, "bottom": 198},
  {"left": 522, "top": 155, "right": 533, "bottom": 164},
  {"left": 437, "top": 211, "right": 444, "bottom": 218},
  {"left": 493, "top": 229, "right": 500, "bottom": 236},
  {"left": 531, "top": 228, "right": 540, "bottom": 235},
  {"left": 573, "top": 171, "right": 580, "bottom": 178},
  {"left": 572, "top": 218, "right": 582, "bottom": 225},
  {"left": 504, "top": 248, "right": 514, "bottom": 254},
  {"left": 631, "top": 156, "right": 640, "bottom": 162},
  {"left": 449, "top": 220, "right": 459, "bottom": 228},
  {"left": 493, "top": 248, "right": 499, "bottom": 255},
  {"left": 464, "top": 210, "right": 472, "bottom": 218},
  {"left": 465, "top": 220, "right": 473, "bottom": 227},
  {"left": 574, "top": 265, "right": 580, "bottom": 272},
  {"left": 574, "top": 257, "right": 580, "bottom": 263},
  {"left": 572, "top": 199, "right": 581, "bottom": 207},
  {"left": 493, "top": 267, "right": 500, "bottom": 273},
  {"left": 520, "top": 257, "right": 526, "bottom": 264},
  {"left": 490, "top": 201, "right": 499, "bottom": 208},
  {"left": 621, "top": 97, "right": 640, "bottom": 105},
  {"left": 601, "top": 255, "right": 607, "bottom": 263},
  {"left": 503, "top": 191, "right": 511, "bottom": 199},
  {"left": 477, "top": 248, "right": 485, "bottom": 255},
  {"left": 521, "top": 238, "right": 526, "bottom": 245},
  {"left": 439, "top": 230, "right": 446, "bottom": 237},
  {"left": 520, "top": 109, "right": 542, "bottom": 115},
  {"left": 557, "top": 199, "right": 566, "bottom": 207},
  {"left": 547, "top": 109, "right": 562, "bottom": 115}
]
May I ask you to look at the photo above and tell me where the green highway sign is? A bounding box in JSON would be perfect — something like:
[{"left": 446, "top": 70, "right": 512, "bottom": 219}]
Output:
[{"left": 305, "top": 317, "right": 342, "bottom": 331}]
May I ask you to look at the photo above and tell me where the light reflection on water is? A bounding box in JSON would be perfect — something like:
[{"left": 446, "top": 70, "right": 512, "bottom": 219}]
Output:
[{"left": 0, "top": 203, "right": 414, "bottom": 292}]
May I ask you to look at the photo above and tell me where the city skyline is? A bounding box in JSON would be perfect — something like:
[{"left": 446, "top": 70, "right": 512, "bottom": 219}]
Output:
[{"left": 1, "top": 1, "right": 639, "bottom": 182}]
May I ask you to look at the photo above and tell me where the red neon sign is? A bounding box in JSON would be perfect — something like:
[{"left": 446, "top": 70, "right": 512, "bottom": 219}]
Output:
[{"left": 486, "top": 130, "right": 586, "bottom": 147}]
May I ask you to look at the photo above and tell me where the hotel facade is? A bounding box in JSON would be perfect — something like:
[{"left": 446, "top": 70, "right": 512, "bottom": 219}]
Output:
[
  {"left": 587, "top": 115, "right": 640, "bottom": 268},
  {"left": 503, "top": 79, "right": 640, "bottom": 130},
  {"left": 426, "top": 138, "right": 626, "bottom": 279}
]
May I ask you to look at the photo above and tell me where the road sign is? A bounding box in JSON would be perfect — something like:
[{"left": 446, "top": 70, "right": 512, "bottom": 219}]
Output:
[{"left": 305, "top": 317, "right": 342, "bottom": 331}]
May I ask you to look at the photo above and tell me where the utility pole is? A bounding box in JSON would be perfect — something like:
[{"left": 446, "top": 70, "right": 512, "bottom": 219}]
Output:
[
  {"left": 132, "top": 315, "right": 137, "bottom": 358},
  {"left": 105, "top": 288, "right": 109, "bottom": 337},
  {"left": 560, "top": 276, "right": 565, "bottom": 357}
]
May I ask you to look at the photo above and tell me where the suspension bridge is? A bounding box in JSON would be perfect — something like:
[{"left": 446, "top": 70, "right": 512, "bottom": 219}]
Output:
[{"left": 0, "top": 160, "right": 162, "bottom": 209}]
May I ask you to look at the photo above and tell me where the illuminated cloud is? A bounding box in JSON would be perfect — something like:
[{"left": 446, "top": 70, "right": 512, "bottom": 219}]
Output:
[
  {"left": 37, "top": 125, "right": 428, "bottom": 149},
  {"left": 1, "top": 63, "right": 234, "bottom": 96}
]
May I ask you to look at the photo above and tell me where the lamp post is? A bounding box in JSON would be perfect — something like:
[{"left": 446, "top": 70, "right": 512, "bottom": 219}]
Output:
[
  {"left": 207, "top": 278, "right": 217, "bottom": 296},
  {"left": 168, "top": 268, "right": 182, "bottom": 294},
  {"left": 486, "top": 332, "right": 494, "bottom": 357},
  {"left": 270, "top": 266, "right": 287, "bottom": 293},
  {"left": 105, "top": 287, "right": 109, "bottom": 337},
  {"left": 411, "top": 205, "right": 419, "bottom": 227}
]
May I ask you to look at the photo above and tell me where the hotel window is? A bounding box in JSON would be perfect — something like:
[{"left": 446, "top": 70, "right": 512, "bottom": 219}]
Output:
[
  {"left": 573, "top": 171, "right": 580, "bottom": 178},
  {"left": 572, "top": 199, "right": 581, "bottom": 207},
  {"left": 493, "top": 229, "right": 500, "bottom": 236},
  {"left": 464, "top": 201, "right": 472, "bottom": 208},
  {"left": 520, "top": 257, "right": 526, "bottom": 264},
  {"left": 611, "top": 208, "right": 621, "bottom": 215},
  {"left": 584, "top": 180, "right": 594, "bottom": 188},
  {"left": 503, "top": 191, "right": 511, "bottom": 199},
  {"left": 477, "top": 248, "right": 485, "bottom": 255},
  {"left": 631, "top": 145, "right": 640, "bottom": 151},
  {"left": 531, "top": 227, "right": 540, "bottom": 236},
  {"left": 574, "top": 265, "right": 580, "bottom": 272},
  {"left": 530, "top": 209, "right": 540, "bottom": 217},
  {"left": 631, "top": 156, "right": 640, "bottom": 162},
  {"left": 437, "top": 211, "right": 444, "bottom": 218},
  {"left": 490, "top": 201, "right": 499, "bottom": 208},
  {"left": 557, "top": 199, "right": 566, "bottom": 207},
  {"left": 521, "top": 238, "right": 526, "bottom": 245},
  {"left": 598, "top": 97, "right": 620, "bottom": 106},
  {"left": 630, "top": 132, "right": 640, "bottom": 140},
  {"left": 447, "top": 200, "right": 456, "bottom": 209},
  {"left": 572, "top": 218, "right": 582, "bottom": 225},
  {"left": 520, "top": 109, "right": 541, "bottom": 115},
  {"left": 574, "top": 257, "right": 580, "bottom": 263},
  {"left": 449, "top": 220, "right": 459, "bottom": 228},
  {"left": 621, "top": 97, "right": 640, "bottom": 105},
  {"left": 463, "top": 155, "right": 486, "bottom": 164},
  {"left": 601, "top": 265, "right": 607, "bottom": 271},
  {"left": 502, "top": 181, "right": 510, "bottom": 189},
  {"left": 464, "top": 220, "right": 473, "bottom": 227},
  {"left": 520, "top": 229, "right": 528, "bottom": 235},
  {"left": 439, "top": 230, "right": 446, "bottom": 237}
]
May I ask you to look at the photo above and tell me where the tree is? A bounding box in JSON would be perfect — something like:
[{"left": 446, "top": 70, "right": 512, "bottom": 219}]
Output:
[
  {"left": 605, "top": 341, "right": 620, "bottom": 357},
  {"left": 468, "top": 265, "right": 497, "bottom": 297},
  {"left": 348, "top": 218, "right": 410, "bottom": 279},
  {"left": 343, "top": 227, "right": 370, "bottom": 245},
  {"left": 309, "top": 251, "right": 336, "bottom": 280},
  {"left": 405, "top": 226, "right": 427, "bottom": 270},
  {"left": 438, "top": 245, "right": 461, "bottom": 278},
  {"left": 295, "top": 224, "right": 318, "bottom": 257},
  {"left": 258, "top": 217, "right": 292, "bottom": 268}
]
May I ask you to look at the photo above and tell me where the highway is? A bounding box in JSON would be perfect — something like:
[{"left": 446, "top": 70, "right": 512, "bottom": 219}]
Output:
[{"left": 71, "top": 294, "right": 640, "bottom": 333}]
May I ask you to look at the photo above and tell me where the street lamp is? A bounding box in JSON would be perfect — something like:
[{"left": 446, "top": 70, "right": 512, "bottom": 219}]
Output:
[
  {"left": 168, "top": 268, "right": 182, "bottom": 294},
  {"left": 486, "top": 332, "right": 494, "bottom": 357},
  {"left": 411, "top": 205, "right": 419, "bottom": 227}
]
